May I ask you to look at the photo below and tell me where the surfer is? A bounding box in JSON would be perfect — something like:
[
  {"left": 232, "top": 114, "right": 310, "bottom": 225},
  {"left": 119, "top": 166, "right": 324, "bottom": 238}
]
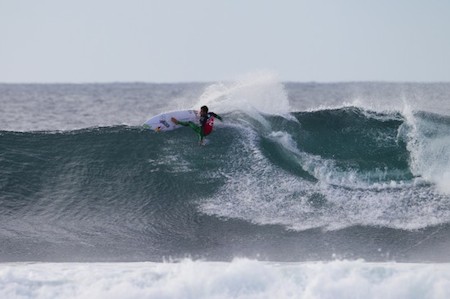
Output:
[{"left": 171, "top": 105, "right": 222, "bottom": 145}]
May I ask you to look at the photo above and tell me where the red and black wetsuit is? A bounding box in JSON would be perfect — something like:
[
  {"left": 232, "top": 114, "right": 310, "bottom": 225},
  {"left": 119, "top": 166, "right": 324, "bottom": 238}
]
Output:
[{"left": 199, "top": 112, "right": 222, "bottom": 136}]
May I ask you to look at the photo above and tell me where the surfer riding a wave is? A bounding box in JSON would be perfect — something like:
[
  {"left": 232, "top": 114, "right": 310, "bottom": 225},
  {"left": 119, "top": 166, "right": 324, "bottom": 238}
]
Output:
[{"left": 171, "top": 105, "right": 222, "bottom": 145}]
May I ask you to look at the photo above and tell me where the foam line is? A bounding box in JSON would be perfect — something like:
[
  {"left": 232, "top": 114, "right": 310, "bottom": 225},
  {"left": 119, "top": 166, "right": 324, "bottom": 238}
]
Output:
[{"left": 1, "top": 259, "right": 450, "bottom": 299}]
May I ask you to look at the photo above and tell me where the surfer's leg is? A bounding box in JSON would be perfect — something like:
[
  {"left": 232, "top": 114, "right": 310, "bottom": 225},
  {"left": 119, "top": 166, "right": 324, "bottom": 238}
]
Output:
[
  {"left": 185, "top": 122, "right": 202, "bottom": 137},
  {"left": 171, "top": 118, "right": 194, "bottom": 127},
  {"left": 172, "top": 119, "right": 204, "bottom": 143},
  {"left": 183, "top": 122, "right": 204, "bottom": 143},
  {"left": 176, "top": 120, "right": 198, "bottom": 130}
]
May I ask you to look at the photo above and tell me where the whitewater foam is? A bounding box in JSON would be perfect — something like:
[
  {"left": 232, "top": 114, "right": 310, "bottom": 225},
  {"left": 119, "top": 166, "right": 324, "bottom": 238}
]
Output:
[
  {"left": 1, "top": 259, "right": 450, "bottom": 299},
  {"left": 200, "top": 117, "right": 450, "bottom": 231},
  {"left": 401, "top": 103, "right": 450, "bottom": 194}
]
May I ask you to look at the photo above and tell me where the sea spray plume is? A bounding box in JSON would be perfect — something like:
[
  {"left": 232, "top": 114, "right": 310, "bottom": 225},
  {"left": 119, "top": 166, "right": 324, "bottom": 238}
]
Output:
[{"left": 194, "top": 71, "right": 292, "bottom": 116}]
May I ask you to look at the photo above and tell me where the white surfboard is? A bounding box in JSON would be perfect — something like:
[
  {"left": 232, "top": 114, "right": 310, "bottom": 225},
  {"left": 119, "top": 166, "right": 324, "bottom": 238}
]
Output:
[{"left": 144, "top": 110, "right": 199, "bottom": 132}]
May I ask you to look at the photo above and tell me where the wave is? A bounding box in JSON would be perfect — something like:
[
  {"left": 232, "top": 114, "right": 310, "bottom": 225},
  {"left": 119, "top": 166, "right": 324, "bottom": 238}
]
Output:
[
  {"left": 2, "top": 107, "right": 449, "bottom": 222},
  {"left": 2, "top": 106, "right": 450, "bottom": 261}
]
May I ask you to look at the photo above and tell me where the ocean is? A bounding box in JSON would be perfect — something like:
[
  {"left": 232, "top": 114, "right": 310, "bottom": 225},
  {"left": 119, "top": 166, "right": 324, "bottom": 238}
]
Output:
[{"left": 1, "top": 73, "right": 450, "bottom": 298}]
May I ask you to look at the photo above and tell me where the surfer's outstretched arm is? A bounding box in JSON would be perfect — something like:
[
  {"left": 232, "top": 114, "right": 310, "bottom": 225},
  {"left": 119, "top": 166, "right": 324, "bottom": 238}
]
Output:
[{"left": 209, "top": 112, "right": 223, "bottom": 121}]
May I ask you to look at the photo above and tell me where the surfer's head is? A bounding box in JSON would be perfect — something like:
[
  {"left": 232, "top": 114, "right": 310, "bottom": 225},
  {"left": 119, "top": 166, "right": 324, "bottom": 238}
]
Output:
[{"left": 200, "top": 105, "right": 208, "bottom": 115}]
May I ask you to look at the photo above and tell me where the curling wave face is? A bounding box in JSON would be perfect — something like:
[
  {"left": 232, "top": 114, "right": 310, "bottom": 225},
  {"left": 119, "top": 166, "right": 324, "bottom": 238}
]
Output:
[{"left": 1, "top": 106, "right": 450, "bottom": 262}]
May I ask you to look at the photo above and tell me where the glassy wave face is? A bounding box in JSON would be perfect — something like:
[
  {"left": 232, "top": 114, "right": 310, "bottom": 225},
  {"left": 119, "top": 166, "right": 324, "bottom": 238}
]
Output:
[{"left": 1, "top": 78, "right": 450, "bottom": 262}]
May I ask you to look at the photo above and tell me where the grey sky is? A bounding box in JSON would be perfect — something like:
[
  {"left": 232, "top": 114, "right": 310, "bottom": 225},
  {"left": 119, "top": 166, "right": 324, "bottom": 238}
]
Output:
[{"left": 1, "top": 0, "right": 449, "bottom": 83}]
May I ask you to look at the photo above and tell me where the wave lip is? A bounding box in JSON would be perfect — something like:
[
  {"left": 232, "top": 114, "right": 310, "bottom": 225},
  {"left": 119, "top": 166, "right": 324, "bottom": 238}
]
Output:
[{"left": 402, "top": 110, "right": 450, "bottom": 194}]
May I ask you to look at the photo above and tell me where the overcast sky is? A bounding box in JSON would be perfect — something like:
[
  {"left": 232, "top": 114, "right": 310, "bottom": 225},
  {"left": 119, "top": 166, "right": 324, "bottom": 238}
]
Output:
[{"left": 1, "top": 0, "right": 450, "bottom": 83}]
